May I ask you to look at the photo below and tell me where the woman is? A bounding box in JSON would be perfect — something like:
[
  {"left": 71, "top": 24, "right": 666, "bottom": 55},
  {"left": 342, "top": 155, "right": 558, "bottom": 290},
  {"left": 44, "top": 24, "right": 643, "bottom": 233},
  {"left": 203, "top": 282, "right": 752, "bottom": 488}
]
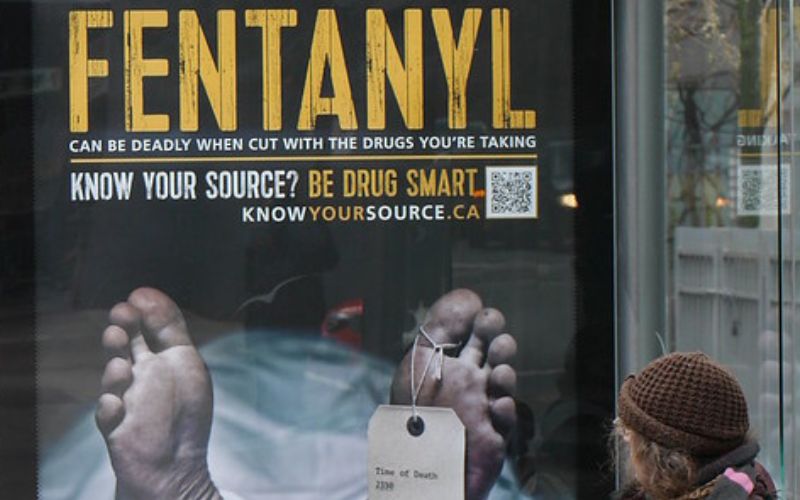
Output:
[{"left": 614, "top": 351, "right": 777, "bottom": 499}]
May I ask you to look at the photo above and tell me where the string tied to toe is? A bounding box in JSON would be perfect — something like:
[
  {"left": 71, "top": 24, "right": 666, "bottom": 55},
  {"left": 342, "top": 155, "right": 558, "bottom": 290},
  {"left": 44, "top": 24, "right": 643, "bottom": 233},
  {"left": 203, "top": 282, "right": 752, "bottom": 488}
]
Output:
[{"left": 409, "top": 325, "right": 460, "bottom": 421}]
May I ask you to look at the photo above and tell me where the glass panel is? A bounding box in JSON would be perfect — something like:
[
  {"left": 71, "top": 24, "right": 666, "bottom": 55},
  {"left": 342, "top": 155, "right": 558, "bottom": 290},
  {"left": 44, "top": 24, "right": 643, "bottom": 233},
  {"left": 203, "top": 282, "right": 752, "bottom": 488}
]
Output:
[
  {"left": 658, "top": 0, "right": 790, "bottom": 493},
  {"left": 18, "top": 2, "right": 615, "bottom": 499},
  {"left": 781, "top": 0, "right": 799, "bottom": 496}
]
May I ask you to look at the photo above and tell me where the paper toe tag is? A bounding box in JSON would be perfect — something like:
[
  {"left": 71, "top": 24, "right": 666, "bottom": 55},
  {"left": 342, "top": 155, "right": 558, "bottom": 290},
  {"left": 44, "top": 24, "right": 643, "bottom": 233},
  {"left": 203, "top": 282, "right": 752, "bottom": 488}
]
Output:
[{"left": 368, "top": 405, "right": 465, "bottom": 500}]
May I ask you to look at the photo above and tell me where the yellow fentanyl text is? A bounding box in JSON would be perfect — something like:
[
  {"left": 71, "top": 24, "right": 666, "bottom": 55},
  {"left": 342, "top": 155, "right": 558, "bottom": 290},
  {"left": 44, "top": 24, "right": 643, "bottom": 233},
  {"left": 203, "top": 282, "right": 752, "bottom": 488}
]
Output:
[{"left": 68, "top": 8, "right": 537, "bottom": 133}]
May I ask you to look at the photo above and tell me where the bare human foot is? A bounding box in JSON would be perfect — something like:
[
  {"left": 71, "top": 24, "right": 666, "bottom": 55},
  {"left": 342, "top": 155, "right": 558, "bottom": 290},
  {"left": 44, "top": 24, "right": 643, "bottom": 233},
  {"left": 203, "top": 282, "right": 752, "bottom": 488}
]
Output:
[
  {"left": 390, "top": 289, "right": 518, "bottom": 500},
  {"left": 95, "top": 287, "right": 222, "bottom": 500}
]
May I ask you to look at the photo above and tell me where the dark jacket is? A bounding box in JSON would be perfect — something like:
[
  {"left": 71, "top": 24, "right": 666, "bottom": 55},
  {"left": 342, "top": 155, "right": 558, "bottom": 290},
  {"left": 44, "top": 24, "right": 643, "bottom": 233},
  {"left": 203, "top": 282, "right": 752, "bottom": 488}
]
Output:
[{"left": 614, "top": 441, "right": 777, "bottom": 499}]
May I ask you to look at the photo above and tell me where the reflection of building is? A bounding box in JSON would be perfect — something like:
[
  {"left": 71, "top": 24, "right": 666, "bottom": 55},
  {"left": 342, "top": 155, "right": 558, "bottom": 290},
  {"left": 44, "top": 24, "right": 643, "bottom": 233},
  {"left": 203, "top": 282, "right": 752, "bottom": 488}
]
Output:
[
  {"left": 619, "top": 1, "right": 799, "bottom": 496},
  {"left": 673, "top": 227, "right": 798, "bottom": 478}
]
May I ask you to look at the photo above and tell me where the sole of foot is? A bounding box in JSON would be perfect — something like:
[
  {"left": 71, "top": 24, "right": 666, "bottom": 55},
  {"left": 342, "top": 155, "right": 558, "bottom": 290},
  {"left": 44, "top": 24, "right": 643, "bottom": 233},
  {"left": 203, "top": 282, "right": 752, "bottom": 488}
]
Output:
[
  {"left": 96, "top": 287, "right": 219, "bottom": 500},
  {"left": 390, "top": 289, "right": 517, "bottom": 500}
]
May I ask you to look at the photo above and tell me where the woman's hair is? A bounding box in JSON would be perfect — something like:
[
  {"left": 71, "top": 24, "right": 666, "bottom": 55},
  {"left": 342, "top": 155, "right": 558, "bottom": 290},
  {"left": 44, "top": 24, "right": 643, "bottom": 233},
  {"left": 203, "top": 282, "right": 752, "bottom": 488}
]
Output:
[{"left": 613, "top": 418, "right": 697, "bottom": 499}]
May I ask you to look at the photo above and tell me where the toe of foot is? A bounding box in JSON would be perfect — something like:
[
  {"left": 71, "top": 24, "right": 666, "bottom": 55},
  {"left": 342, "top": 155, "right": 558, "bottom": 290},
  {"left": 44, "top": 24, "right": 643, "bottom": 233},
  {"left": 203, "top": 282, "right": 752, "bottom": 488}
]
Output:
[
  {"left": 490, "top": 396, "right": 517, "bottom": 433},
  {"left": 96, "top": 393, "right": 125, "bottom": 436},
  {"left": 487, "top": 334, "right": 517, "bottom": 366}
]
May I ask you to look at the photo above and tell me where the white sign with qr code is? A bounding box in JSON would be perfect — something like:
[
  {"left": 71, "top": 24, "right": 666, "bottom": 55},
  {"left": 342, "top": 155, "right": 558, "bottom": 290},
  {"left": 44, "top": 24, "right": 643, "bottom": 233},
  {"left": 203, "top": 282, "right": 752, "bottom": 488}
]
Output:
[
  {"left": 485, "top": 166, "right": 538, "bottom": 219},
  {"left": 737, "top": 164, "right": 790, "bottom": 216}
]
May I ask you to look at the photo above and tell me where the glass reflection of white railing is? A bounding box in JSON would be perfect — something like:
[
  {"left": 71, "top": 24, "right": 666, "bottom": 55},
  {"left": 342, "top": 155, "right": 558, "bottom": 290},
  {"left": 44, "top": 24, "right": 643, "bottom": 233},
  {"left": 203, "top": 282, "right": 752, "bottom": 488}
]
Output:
[{"left": 673, "top": 226, "right": 798, "bottom": 493}]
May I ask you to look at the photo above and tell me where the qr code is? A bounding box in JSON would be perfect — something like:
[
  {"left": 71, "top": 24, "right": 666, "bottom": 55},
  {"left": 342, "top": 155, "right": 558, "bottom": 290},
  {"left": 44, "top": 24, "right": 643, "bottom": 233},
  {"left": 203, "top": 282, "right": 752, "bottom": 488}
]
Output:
[
  {"left": 485, "top": 166, "right": 538, "bottom": 219},
  {"left": 737, "top": 164, "right": 790, "bottom": 216}
]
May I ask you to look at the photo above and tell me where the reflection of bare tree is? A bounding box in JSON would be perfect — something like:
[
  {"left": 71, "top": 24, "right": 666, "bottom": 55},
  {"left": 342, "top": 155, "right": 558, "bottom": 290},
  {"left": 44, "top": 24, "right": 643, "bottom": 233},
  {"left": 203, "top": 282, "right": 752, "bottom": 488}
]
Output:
[
  {"left": 672, "top": 80, "right": 739, "bottom": 226},
  {"left": 667, "top": 0, "right": 740, "bottom": 67},
  {"left": 665, "top": 0, "right": 763, "bottom": 228}
]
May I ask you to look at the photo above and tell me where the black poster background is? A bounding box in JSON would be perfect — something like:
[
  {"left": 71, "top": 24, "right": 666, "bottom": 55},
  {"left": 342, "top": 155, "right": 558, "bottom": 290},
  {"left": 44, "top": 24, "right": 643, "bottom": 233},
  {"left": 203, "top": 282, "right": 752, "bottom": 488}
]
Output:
[{"left": 0, "top": 1, "right": 613, "bottom": 497}]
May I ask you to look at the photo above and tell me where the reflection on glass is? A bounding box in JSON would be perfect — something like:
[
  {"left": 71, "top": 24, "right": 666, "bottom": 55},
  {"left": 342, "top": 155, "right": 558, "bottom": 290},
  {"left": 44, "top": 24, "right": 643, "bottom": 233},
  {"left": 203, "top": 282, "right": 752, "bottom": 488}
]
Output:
[{"left": 662, "top": 0, "right": 796, "bottom": 495}]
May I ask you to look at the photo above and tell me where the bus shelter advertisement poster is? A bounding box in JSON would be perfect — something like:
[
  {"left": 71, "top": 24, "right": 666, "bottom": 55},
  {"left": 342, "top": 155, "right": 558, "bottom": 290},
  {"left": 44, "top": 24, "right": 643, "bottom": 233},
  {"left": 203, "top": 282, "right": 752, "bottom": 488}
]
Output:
[{"left": 32, "top": 1, "right": 612, "bottom": 499}]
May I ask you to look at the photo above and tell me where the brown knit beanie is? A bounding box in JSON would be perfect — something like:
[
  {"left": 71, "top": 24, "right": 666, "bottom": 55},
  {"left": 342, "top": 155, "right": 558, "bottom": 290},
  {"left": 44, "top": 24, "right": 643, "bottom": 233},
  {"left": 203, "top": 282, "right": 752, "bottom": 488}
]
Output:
[{"left": 617, "top": 352, "right": 749, "bottom": 457}]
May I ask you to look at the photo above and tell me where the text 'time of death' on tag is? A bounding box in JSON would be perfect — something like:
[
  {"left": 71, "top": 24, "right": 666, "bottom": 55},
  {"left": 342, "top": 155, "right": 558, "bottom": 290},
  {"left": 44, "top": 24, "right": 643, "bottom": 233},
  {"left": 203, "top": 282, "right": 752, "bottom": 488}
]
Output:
[{"left": 367, "top": 405, "right": 465, "bottom": 500}]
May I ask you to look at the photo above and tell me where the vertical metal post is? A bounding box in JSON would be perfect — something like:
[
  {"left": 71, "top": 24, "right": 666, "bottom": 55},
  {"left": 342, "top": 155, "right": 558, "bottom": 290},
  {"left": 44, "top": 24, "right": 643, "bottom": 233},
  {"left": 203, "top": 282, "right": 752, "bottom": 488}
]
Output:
[{"left": 614, "top": 0, "right": 666, "bottom": 379}]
